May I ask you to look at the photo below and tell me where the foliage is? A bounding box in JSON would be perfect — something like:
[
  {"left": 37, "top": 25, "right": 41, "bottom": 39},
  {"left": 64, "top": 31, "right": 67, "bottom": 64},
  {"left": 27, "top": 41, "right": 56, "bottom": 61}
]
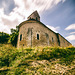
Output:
[
  {"left": 0, "top": 44, "right": 75, "bottom": 75},
  {"left": 9, "top": 26, "right": 19, "bottom": 47},
  {"left": 32, "top": 47, "right": 75, "bottom": 65},
  {"left": 0, "top": 26, "right": 19, "bottom": 47},
  {"left": 0, "top": 32, "right": 10, "bottom": 44}
]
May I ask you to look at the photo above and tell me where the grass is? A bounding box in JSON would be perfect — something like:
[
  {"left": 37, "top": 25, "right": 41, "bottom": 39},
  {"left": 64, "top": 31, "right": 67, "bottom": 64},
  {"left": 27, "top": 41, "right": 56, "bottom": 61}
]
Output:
[{"left": 0, "top": 44, "right": 75, "bottom": 75}]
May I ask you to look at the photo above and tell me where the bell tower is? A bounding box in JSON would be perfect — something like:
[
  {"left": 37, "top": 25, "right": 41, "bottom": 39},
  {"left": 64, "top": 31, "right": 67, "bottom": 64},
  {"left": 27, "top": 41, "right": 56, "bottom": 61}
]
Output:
[{"left": 27, "top": 11, "right": 40, "bottom": 21}]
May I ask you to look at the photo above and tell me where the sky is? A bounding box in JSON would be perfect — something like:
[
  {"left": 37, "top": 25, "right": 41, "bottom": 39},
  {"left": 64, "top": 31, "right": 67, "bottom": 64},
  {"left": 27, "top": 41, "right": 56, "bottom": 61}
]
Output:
[{"left": 0, "top": 0, "right": 75, "bottom": 46}]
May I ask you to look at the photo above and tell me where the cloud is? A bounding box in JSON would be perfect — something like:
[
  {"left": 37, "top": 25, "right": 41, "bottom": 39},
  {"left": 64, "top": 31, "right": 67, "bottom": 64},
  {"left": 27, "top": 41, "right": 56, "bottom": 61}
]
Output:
[
  {"left": 14, "top": 0, "right": 66, "bottom": 18},
  {"left": 0, "top": 24, "right": 10, "bottom": 34},
  {"left": 46, "top": 25, "right": 60, "bottom": 33},
  {"left": 62, "top": 0, "right": 66, "bottom": 2},
  {"left": 70, "top": 32, "right": 75, "bottom": 34},
  {"left": 0, "top": 0, "right": 66, "bottom": 34},
  {"left": 65, "top": 24, "right": 75, "bottom": 30},
  {"left": 0, "top": 0, "right": 15, "bottom": 14},
  {"left": 66, "top": 35, "right": 75, "bottom": 41},
  {"left": 0, "top": 8, "right": 24, "bottom": 34}
]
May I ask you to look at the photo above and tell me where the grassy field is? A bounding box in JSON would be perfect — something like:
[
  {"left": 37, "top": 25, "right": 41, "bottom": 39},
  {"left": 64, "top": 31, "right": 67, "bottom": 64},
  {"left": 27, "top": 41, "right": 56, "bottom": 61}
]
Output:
[{"left": 0, "top": 44, "right": 75, "bottom": 75}]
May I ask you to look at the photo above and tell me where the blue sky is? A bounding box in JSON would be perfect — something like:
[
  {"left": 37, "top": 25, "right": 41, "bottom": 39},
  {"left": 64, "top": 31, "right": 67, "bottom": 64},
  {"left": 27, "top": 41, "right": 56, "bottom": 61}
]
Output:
[{"left": 0, "top": 0, "right": 75, "bottom": 46}]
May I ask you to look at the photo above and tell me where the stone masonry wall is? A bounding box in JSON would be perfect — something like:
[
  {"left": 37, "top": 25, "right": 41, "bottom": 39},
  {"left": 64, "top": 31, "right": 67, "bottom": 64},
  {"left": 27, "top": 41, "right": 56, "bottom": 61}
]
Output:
[
  {"left": 17, "top": 20, "right": 58, "bottom": 48},
  {"left": 58, "top": 34, "right": 71, "bottom": 47},
  {"left": 17, "top": 20, "right": 71, "bottom": 48},
  {"left": 27, "top": 12, "right": 40, "bottom": 21}
]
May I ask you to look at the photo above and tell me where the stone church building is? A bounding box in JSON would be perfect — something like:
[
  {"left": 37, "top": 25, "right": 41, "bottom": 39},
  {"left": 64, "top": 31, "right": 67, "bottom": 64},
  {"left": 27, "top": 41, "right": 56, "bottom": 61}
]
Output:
[{"left": 17, "top": 11, "right": 71, "bottom": 48}]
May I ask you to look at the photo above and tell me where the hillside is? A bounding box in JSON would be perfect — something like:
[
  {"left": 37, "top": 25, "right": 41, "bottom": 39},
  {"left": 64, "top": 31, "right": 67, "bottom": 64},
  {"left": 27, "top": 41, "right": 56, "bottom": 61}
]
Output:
[{"left": 0, "top": 44, "right": 75, "bottom": 75}]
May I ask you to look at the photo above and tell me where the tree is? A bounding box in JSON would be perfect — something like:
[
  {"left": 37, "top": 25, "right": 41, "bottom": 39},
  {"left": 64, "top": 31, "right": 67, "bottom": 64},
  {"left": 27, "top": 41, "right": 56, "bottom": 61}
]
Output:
[
  {"left": 9, "top": 26, "right": 19, "bottom": 47},
  {"left": 0, "top": 32, "right": 10, "bottom": 44}
]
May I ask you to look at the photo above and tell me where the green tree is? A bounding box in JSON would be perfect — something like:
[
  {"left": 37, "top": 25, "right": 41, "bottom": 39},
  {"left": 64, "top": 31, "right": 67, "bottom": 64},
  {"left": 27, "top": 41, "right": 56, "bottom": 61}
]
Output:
[
  {"left": 0, "top": 32, "right": 10, "bottom": 44},
  {"left": 9, "top": 26, "right": 19, "bottom": 47}
]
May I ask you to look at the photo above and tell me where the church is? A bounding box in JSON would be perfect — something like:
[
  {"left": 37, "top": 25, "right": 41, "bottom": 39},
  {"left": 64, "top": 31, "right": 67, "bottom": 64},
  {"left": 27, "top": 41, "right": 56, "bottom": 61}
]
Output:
[{"left": 17, "top": 11, "right": 71, "bottom": 48}]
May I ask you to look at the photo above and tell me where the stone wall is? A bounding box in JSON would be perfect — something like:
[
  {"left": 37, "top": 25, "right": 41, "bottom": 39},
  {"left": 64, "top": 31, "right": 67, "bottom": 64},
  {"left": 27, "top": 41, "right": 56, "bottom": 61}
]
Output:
[
  {"left": 17, "top": 20, "right": 71, "bottom": 48},
  {"left": 27, "top": 11, "right": 40, "bottom": 21},
  {"left": 58, "top": 34, "right": 71, "bottom": 47}
]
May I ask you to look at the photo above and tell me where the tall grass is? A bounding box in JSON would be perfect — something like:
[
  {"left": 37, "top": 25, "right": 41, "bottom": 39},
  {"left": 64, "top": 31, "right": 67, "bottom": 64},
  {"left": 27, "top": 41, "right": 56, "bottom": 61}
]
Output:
[{"left": 0, "top": 44, "right": 75, "bottom": 75}]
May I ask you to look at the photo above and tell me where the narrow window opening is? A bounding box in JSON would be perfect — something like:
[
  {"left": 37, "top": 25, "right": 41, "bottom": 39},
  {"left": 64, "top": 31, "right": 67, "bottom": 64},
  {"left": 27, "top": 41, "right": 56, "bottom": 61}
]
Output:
[
  {"left": 37, "top": 34, "right": 39, "bottom": 40},
  {"left": 23, "top": 44, "right": 24, "bottom": 46},
  {"left": 52, "top": 37, "right": 54, "bottom": 42},
  {"left": 30, "top": 17, "right": 31, "bottom": 20},
  {"left": 20, "top": 34, "right": 22, "bottom": 41},
  {"left": 36, "top": 17, "right": 37, "bottom": 20}
]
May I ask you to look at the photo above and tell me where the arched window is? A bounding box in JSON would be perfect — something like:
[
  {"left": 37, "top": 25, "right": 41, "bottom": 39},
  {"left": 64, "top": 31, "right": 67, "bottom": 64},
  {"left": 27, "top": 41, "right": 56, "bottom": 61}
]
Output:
[
  {"left": 20, "top": 34, "right": 22, "bottom": 41},
  {"left": 37, "top": 34, "right": 39, "bottom": 40}
]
